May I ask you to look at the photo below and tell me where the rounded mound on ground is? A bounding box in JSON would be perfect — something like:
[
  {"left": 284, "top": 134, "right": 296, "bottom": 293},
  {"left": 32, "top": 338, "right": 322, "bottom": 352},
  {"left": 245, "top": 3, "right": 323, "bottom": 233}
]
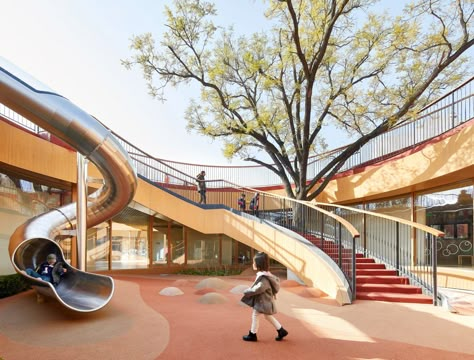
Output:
[
  {"left": 159, "top": 287, "right": 184, "bottom": 296},
  {"left": 198, "top": 292, "right": 228, "bottom": 304},
  {"left": 195, "top": 277, "right": 230, "bottom": 290}
]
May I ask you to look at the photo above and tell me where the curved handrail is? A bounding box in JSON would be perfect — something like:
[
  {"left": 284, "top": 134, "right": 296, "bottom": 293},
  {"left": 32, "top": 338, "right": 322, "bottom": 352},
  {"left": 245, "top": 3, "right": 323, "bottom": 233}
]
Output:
[
  {"left": 231, "top": 183, "right": 361, "bottom": 239},
  {"left": 0, "top": 61, "right": 137, "bottom": 312},
  {"left": 313, "top": 202, "right": 445, "bottom": 238}
]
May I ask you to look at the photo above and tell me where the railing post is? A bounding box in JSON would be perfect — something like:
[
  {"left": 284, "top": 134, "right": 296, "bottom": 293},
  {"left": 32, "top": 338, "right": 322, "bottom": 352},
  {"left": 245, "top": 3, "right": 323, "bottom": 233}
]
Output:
[
  {"left": 320, "top": 214, "right": 325, "bottom": 250},
  {"left": 396, "top": 223, "right": 400, "bottom": 276},
  {"left": 451, "top": 93, "right": 456, "bottom": 128},
  {"left": 363, "top": 212, "right": 367, "bottom": 256},
  {"left": 352, "top": 236, "right": 356, "bottom": 301},
  {"left": 77, "top": 153, "right": 87, "bottom": 271},
  {"left": 431, "top": 234, "right": 438, "bottom": 306},
  {"left": 338, "top": 222, "right": 342, "bottom": 267}
]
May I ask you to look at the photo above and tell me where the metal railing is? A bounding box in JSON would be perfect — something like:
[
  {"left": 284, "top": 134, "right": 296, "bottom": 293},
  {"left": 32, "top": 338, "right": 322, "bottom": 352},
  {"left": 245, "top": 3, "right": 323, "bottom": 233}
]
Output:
[
  {"left": 306, "top": 77, "right": 474, "bottom": 177},
  {"left": 314, "top": 202, "right": 445, "bottom": 304},
  {"left": 1, "top": 76, "right": 473, "bottom": 187}
]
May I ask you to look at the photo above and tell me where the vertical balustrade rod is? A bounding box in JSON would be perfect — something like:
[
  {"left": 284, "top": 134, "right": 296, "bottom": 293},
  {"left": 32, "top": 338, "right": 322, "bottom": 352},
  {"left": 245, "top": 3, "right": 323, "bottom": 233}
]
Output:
[
  {"left": 352, "top": 236, "right": 357, "bottom": 301},
  {"left": 338, "top": 222, "right": 342, "bottom": 267},
  {"left": 451, "top": 93, "right": 456, "bottom": 128},
  {"left": 396, "top": 223, "right": 400, "bottom": 276},
  {"left": 431, "top": 234, "right": 438, "bottom": 306},
  {"left": 363, "top": 212, "right": 367, "bottom": 256},
  {"left": 320, "top": 214, "right": 325, "bottom": 250}
]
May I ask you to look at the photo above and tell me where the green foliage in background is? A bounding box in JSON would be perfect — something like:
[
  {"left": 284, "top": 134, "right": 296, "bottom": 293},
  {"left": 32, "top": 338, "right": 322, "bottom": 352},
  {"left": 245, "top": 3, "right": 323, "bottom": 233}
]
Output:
[{"left": 0, "top": 273, "right": 30, "bottom": 299}]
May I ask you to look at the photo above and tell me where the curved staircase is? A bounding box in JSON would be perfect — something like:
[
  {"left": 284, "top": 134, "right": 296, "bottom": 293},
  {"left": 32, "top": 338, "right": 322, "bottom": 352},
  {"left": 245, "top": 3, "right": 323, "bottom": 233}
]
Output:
[{"left": 302, "top": 234, "right": 433, "bottom": 304}]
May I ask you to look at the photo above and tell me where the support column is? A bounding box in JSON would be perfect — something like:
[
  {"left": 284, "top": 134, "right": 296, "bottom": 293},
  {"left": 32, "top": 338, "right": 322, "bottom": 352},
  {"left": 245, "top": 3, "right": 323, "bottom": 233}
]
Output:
[{"left": 77, "top": 153, "right": 88, "bottom": 271}]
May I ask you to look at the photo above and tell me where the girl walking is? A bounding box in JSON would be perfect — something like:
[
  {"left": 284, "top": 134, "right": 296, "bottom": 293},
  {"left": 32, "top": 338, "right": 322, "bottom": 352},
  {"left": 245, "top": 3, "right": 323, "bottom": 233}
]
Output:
[{"left": 241, "top": 252, "right": 288, "bottom": 342}]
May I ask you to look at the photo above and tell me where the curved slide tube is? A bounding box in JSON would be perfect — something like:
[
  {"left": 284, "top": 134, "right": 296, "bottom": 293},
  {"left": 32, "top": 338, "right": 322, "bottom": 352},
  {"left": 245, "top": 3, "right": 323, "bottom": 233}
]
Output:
[{"left": 0, "top": 58, "right": 137, "bottom": 312}]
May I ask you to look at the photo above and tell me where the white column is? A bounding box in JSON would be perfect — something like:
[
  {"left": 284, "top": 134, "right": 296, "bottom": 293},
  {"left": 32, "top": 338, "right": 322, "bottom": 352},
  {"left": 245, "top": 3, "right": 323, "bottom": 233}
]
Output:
[{"left": 77, "top": 153, "right": 88, "bottom": 270}]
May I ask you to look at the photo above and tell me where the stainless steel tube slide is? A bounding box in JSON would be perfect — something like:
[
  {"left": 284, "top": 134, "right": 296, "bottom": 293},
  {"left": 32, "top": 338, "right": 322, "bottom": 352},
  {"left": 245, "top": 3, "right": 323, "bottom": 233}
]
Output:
[{"left": 0, "top": 58, "right": 137, "bottom": 312}]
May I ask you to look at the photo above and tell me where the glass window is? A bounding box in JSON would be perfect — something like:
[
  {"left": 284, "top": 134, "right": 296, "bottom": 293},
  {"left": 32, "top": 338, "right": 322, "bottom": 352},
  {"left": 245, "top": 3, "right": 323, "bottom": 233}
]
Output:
[
  {"left": 111, "top": 222, "right": 148, "bottom": 270},
  {"left": 87, "top": 223, "right": 110, "bottom": 271},
  {"left": 103, "top": 207, "right": 151, "bottom": 270},
  {"left": 415, "top": 184, "right": 473, "bottom": 266},
  {"left": 237, "top": 243, "right": 253, "bottom": 265},
  {"left": 152, "top": 219, "right": 168, "bottom": 265},
  {"left": 221, "top": 235, "right": 233, "bottom": 265},
  {"left": 365, "top": 196, "right": 412, "bottom": 220},
  {"left": 0, "top": 172, "right": 71, "bottom": 275},
  {"left": 187, "top": 229, "right": 219, "bottom": 266},
  {"left": 170, "top": 226, "right": 185, "bottom": 265}
]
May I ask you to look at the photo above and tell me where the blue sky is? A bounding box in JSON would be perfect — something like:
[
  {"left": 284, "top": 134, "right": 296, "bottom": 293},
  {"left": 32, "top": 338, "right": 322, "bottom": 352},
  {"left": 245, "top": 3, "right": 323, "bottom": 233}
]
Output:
[
  {"left": 1, "top": 0, "right": 404, "bottom": 165},
  {"left": 2, "top": 0, "right": 279, "bottom": 165}
]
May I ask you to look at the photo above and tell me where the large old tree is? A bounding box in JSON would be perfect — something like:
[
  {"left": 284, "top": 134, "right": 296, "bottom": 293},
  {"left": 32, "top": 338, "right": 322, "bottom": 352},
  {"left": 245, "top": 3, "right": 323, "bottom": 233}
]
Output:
[{"left": 123, "top": 0, "right": 474, "bottom": 201}]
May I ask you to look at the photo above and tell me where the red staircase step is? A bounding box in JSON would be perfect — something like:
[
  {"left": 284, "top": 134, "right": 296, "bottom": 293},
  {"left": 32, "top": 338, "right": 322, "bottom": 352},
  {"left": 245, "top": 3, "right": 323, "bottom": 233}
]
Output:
[
  {"left": 356, "top": 258, "right": 375, "bottom": 263},
  {"left": 323, "top": 250, "right": 354, "bottom": 255},
  {"left": 356, "top": 269, "right": 397, "bottom": 276},
  {"left": 356, "top": 263, "right": 386, "bottom": 269},
  {"left": 357, "top": 275, "right": 410, "bottom": 285},
  {"left": 356, "top": 283, "right": 422, "bottom": 294},
  {"left": 356, "top": 291, "right": 433, "bottom": 304}
]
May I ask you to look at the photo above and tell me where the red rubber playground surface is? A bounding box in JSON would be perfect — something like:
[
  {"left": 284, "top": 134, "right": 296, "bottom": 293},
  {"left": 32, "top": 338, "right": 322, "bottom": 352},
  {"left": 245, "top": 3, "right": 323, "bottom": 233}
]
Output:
[{"left": 1, "top": 273, "right": 473, "bottom": 360}]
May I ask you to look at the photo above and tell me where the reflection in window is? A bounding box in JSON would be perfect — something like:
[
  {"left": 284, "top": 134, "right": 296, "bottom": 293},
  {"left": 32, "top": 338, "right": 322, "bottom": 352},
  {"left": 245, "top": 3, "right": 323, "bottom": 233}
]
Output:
[
  {"left": 416, "top": 185, "right": 473, "bottom": 266},
  {"left": 187, "top": 229, "right": 219, "bottom": 266},
  {"left": 0, "top": 173, "right": 69, "bottom": 217},
  {"left": 457, "top": 224, "right": 469, "bottom": 239},
  {"left": 87, "top": 223, "right": 110, "bottom": 271},
  {"left": 152, "top": 219, "right": 168, "bottom": 265},
  {"left": 365, "top": 196, "right": 412, "bottom": 220},
  {"left": 238, "top": 243, "right": 253, "bottom": 265},
  {"left": 221, "top": 235, "right": 233, "bottom": 265},
  {"left": 170, "top": 226, "right": 185, "bottom": 264},
  {"left": 444, "top": 224, "right": 455, "bottom": 239},
  {"left": 0, "top": 172, "right": 71, "bottom": 274},
  {"left": 109, "top": 207, "right": 150, "bottom": 270},
  {"left": 111, "top": 222, "right": 148, "bottom": 270}
]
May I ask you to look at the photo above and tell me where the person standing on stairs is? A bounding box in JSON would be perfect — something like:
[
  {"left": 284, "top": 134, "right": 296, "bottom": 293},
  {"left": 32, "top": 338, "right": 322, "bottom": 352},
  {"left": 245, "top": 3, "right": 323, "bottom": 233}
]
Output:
[
  {"left": 240, "top": 252, "right": 288, "bottom": 342},
  {"left": 238, "top": 193, "right": 246, "bottom": 212},
  {"left": 249, "top": 192, "right": 260, "bottom": 217},
  {"left": 196, "top": 170, "right": 207, "bottom": 204}
]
